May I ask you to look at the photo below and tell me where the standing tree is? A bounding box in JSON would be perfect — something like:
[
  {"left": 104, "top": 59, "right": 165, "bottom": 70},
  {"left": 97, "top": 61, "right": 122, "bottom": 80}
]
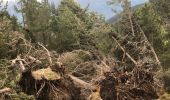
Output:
[
  {"left": 15, "top": 0, "right": 40, "bottom": 43},
  {"left": 49, "top": 0, "right": 81, "bottom": 52},
  {"left": 15, "top": 0, "right": 52, "bottom": 44}
]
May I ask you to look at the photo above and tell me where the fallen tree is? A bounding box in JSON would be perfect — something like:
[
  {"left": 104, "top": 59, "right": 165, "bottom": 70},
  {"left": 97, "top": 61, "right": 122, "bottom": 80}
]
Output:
[
  {"left": 0, "top": 21, "right": 165, "bottom": 100},
  {"left": 6, "top": 45, "right": 160, "bottom": 100}
]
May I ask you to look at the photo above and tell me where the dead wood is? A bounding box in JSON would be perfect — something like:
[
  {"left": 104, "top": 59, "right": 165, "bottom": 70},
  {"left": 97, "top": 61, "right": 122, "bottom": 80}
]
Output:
[
  {"left": 112, "top": 36, "right": 138, "bottom": 66},
  {"left": 0, "top": 88, "right": 11, "bottom": 94},
  {"left": 69, "top": 75, "right": 96, "bottom": 90},
  {"left": 19, "top": 65, "right": 81, "bottom": 100},
  {"left": 135, "top": 21, "right": 163, "bottom": 69},
  {"left": 38, "top": 43, "right": 52, "bottom": 65},
  {"left": 5, "top": 32, "right": 163, "bottom": 100}
]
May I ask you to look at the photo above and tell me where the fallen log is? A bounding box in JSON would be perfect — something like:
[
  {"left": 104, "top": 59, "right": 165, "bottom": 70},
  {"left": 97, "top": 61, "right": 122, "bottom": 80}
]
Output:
[{"left": 69, "top": 75, "right": 96, "bottom": 90}]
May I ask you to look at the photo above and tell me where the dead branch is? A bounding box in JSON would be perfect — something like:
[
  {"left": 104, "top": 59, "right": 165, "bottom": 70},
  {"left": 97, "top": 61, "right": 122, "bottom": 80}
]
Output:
[
  {"left": 128, "top": 11, "right": 135, "bottom": 36},
  {"left": 38, "top": 43, "right": 52, "bottom": 65},
  {"left": 99, "top": 61, "right": 112, "bottom": 74},
  {"left": 17, "top": 56, "right": 26, "bottom": 72},
  {"left": 136, "top": 22, "right": 163, "bottom": 70},
  {"left": 69, "top": 75, "right": 96, "bottom": 90},
  {"left": 11, "top": 56, "right": 27, "bottom": 72},
  {"left": 28, "top": 56, "right": 41, "bottom": 63},
  {"left": 11, "top": 59, "right": 26, "bottom": 66},
  {"left": 0, "top": 87, "right": 11, "bottom": 94},
  {"left": 112, "top": 36, "right": 138, "bottom": 66}
]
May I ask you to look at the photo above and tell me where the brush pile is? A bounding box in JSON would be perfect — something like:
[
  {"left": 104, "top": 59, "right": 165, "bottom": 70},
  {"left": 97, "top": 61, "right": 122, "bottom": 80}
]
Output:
[
  {"left": 0, "top": 49, "right": 161, "bottom": 100},
  {"left": 0, "top": 31, "right": 164, "bottom": 100}
]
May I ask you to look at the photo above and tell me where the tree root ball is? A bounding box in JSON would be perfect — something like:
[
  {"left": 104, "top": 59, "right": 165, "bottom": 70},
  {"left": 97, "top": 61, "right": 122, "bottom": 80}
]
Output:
[{"left": 19, "top": 70, "right": 81, "bottom": 100}]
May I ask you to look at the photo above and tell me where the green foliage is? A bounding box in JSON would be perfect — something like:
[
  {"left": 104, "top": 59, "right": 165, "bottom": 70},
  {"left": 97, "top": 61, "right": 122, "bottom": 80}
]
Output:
[
  {"left": 1, "top": 0, "right": 170, "bottom": 99},
  {"left": 164, "top": 69, "right": 170, "bottom": 93},
  {"left": 48, "top": 0, "right": 112, "bottom": 53},
  {"left": 0, "top": 34, "right": 10, "bottom": 59},
  {"left": 0, "top": 12, "right": 12, "bottom": 32},
  {"left": 0, "top": 11, "right": 19, "bottom": 59},
  {"left": 16, "top": 0, "right": 40, "bottom": 30},
  {"left": 49, "top": 1, "right": 81, "bottom": 52},
  {"left": 97, "top": 32, "right": 113, "bottom": 53},
  {"left": 16, "top": 0, "right": 50, "bottom": 44},
  {"left": 134, "top": 3, "right": 170, "bottom": 69},
  {"left": 150, "top": 0, "right": 170, "bottom": 21},
  {"left": 134, "top": 4, "right": 166, "bottom": 53},
  {"left": 148, "top": 0, "right": 170, "bottom": 69},
  {"left": 14, "top": 0, "right": 113, "bottom": 53},
  {"left": 10, "top": 15, "right": 19, "bottom": 31}
]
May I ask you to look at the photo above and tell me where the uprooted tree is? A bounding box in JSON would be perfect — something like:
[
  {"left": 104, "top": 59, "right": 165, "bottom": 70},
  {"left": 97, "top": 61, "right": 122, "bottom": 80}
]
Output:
[
  {"left": 0, "top": 0, "right": 170, "bottom": 100},
  {"left": 0, "top": 30, "right": 163, "bottom": 99}
]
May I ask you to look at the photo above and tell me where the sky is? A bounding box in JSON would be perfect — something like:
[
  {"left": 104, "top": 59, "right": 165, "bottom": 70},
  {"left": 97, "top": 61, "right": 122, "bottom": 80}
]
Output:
[
  {"left": 1, "top": 0, "right": 148, "bottom": 20},
  {"left": 77, "top": 0, "right": 148, "bottom": 19}
]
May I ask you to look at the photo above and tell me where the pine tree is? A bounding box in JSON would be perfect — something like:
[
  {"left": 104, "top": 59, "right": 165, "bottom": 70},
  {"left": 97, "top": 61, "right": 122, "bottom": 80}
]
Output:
[{"left": 49, "top": 0, "right": 81, "bottom": 52}]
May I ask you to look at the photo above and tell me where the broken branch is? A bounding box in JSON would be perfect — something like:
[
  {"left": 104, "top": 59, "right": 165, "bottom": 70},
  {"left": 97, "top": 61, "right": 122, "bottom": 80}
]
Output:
[
  {"left": 17, "top": 56, "right": 26, "bottom": 72},
  {"left": 0, "top": 87, "right": 11, "bottom": 94},
  {"left": 112, "top": 36, "right": 138, "bottom": 66},
  {"left": 38, "top": 43, "right": 52, "bottom": 65},
  {"left": 69, "top": 75, "right": 96, "bottom": 90}
]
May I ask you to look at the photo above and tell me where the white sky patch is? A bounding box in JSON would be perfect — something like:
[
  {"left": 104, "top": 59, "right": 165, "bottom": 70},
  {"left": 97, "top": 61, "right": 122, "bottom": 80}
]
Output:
[
  {"left": 2, "top": 0, "right": 16, "bottom": 2},
  {"left": 2, "top": 0, "right": 42, "bottom": 3},
  {"left": 74, "top": 0, "right": 78, "bottom": 3},
  {"left": 37, "top": 0, "right": 42, "bottom": 2}
]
